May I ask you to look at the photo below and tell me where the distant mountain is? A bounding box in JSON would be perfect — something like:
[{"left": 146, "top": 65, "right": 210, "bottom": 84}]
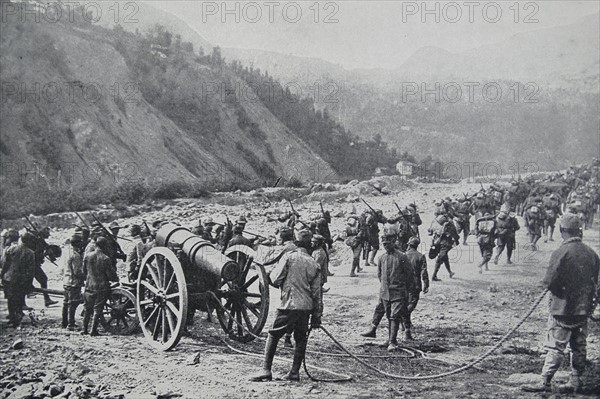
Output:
[
  {"left": 393, "top": 12, "right": 600, "bottom": 85},
  {"left": 222, "top": 12, "right": 599, "bottom": 170}
]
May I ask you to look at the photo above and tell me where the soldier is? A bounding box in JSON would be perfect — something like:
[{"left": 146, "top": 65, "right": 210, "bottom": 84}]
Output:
[
  {"left": 62, "top": 232, "right": 85, "bottom": 330},
  {"left": 107, "top": 221, "right": 128, "bottom": 267},
  {"left": 474, "top": 213, "right": 496, "bottom": 273},
  {"left": 543, "top": 193, "right": 562, "bottom": 242},
  {"left": 311, "top": 234, "right": 330, "bottom": 293},
  {"left": 191, "top": 219, "right": 204, "bottom": 236},
  {"left": 429, "top": 215, "right": 460, "bottom": 281},
  {"left": 201, "top": 217, "right": 217, "bottom": 243},
  {"left": 521, "top": 215, "right": 600, "bottom": 393},
  {"left": 472, "top": 192, "right": 495, "bottom": 219},
  {"left": 127, "top": 224, "right": 155, "bottom": 282},
  {"left": 454, "top": 197, "right": 472, "bottom": 245},
  {"left": 2, "top": 231, "right": 36, "bottom": 327},
  {"left": 406, "top": 203, "right": 422, "bottom": 238},
  {"left": 30, "top": 226, "right": 58, "bottom": 307},
  {"left": 524, "top": 204, "right": 544, "bottom": 250},
  {"left": 227, "top": 224, "right": 253, "bottom": 248},
  {"left": 377, "top": 233, "right": 415, "bottom": 351},
  {"left": 386, "top": 209, "right": 412, "bottom": 252},
  {"left": 249, "top": 229, "right": 322, "bottom": 382},
  {"left": 494, "top": 211, "right": 520, "bottom": 265},
  {"left": 345, "top": 217, "right": 364, "bottom": 277},
  {"left": 405, "top": 236, "right": 428, "bottom": 340},
  {"left": 82, "top": 237, "right": 118, "bottom": 336}
]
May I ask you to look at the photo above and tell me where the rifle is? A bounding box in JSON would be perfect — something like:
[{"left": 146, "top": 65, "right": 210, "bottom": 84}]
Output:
[
  {"left": 480, "top": 182, "right": 485, "bottom": 192},
  {"left": 273, "top": 176, "right": 282, "bottom": 188},
  {"left": 74, "top": 211, "right": 91, "bottom": 229},
  {"left": 23, "top": 216, "right": 59, "bottom": 267},
  {"left": 287, "top": 199, "right": 300, "bottom": 217},
  {"left": 90, "top": 213, "right": 132, "bottom": 242},
  {"left": 212, "top": 222, "right": 266, "bottom": 239},
  {"left": 361, "top": 198, "right": 377, "bottom": 215},
  {"left": 319, "top": 200, "right": 325, "bottom": 216},
  {"left": 392, "top": 201, "right": 404, "bottom": 216}
]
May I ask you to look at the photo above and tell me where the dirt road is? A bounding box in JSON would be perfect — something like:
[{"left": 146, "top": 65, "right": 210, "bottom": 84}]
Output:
[{"left": 2, "top": 182, "right": 599, "bottom": 398}]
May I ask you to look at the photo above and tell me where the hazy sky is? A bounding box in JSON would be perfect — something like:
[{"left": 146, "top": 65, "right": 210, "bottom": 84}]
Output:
[{"left": 152, "top": 1, "right": 600, "bottom": 69}]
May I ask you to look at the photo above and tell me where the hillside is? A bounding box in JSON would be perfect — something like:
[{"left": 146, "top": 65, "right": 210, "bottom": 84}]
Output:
[{"left": 0, "top": 4, "right": 346, "bottom": 217}]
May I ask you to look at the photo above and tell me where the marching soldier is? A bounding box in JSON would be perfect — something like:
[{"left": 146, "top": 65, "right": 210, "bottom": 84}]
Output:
[
  {"left": 494, "top": 210, "right": 520, "bottom": 265},
  {"left": 474, "top": 213, "right": 496, "bottom": 273},
  {"left": 345, "top": 217, "right": 364, "bottom": 277},
  {"left": 428, "top": 215, "right": 460, "bottom": 281},
  {"left": 454, "top": 197, "right": 472, "bottom": 245}
]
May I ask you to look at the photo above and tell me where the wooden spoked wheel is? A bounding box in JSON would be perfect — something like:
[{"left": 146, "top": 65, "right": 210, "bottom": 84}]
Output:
[
  {"left": 215, "top": 246, "right": 270, "bottom": 342},
  {"left": 100, "top": 287, "right": 139, "bottom": 335},
  {"left": 136, "top": 247, "right": 188, "bottom": 351}
]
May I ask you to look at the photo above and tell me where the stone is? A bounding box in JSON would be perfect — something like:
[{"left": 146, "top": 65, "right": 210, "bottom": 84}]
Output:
[
  {"left": 186, "top": 352, "right": 201, "bottom": 365},
  {"left": 11, "top": 339, "right": 24, "bottom": 350}
]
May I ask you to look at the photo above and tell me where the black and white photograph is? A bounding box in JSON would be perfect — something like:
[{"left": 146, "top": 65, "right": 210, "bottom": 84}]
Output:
[{"left": 0, "top": 0, "right": 599, "bottom": 397}]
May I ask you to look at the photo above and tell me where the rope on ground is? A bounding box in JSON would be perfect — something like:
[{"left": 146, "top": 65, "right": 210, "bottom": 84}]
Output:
[
  {"left": 207, "top": 288, "right": 549, "bottom": 381},
  {"left": 204, "top": 298, "right": 352, "bottom": 381},
  {"left": 207, "top": 291, "right": 416, "bottom": 359},
  {"left": 312, "top": 288, "right": 549, "bottom": 381}
]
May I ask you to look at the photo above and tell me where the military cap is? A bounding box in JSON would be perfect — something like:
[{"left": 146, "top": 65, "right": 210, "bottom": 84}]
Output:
[
  {"left": 203, "top": 217, "right": 215, "bottom": 226},
  {"left": 295, "top": 229, "right": 312, "bottom": 243},
  {"left": 408, "top": 236, "right": 420, "bottom": 247},
  {"left": 108, "top": 221, "right": 121, "bottom": 230},
  {"left": 311, "top": 234, "right": 325, "bottom": 243},
  {"left": 236, "top": 216, "right": 248, "bottom": 225},
  {"left": 560, "top": 214, "right": 581, "bottom": 230}
]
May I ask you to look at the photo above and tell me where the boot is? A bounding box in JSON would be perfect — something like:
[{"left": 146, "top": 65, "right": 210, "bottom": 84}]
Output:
[
  {"left": 68, "top": 304, "right": 79, "bottom": 330},
  {"left": 360, "top": 324, "right": 377, "bottom": 338},
  {"left": 249, "top": 335, "right": 278, "bottom": 381},
  {"left": 431, "top": 275, "right": 441, "bottom": 281},
  {"left": 557, "top": 373, "right": 581, "bottom": 394},
  {"left": 89, "top": 313, "right": 102, "bottom": 336},
  {"left": 403, "top": 329, "right": 414, "bottom": 341},
  {"left": 283, "top": 339, "right": 306, "bottom": 381},
  {"left": 44, "top": 294, "right": 58, "bottom": 307},
  {"left": 521, "top": 376, "right": 552, "bottom": 392},
  {"left": 350, "top": 259, "right": 358, "bottom": 277},
  {"left": 368, "top": 250, "right": 378, "bottom": 266},
  {"left": 387, "top": 320, "right": 400, "bottom": 352},
  {"left": 62, "top": 303, "right": 69, "bottom": 328},
  {"left": 506, "top": 258, "right": 513, "bottom": 265},
  {"left": 81, "top": 309, "right": 91, "bottom": 335}
]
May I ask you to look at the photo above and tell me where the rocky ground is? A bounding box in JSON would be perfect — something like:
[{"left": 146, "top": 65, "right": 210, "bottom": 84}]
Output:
[{"left": 1, "top": 178, "right": 599, "bottom": 399}]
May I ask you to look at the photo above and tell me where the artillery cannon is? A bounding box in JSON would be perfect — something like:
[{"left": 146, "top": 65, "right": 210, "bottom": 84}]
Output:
[{"left": 136, "top": 223, "right": 270, "bottom": 350}]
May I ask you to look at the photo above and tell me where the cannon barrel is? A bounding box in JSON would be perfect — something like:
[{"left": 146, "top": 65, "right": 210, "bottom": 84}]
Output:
[{"left": 156, "top": 223, "right": 240, "bottom": 281}]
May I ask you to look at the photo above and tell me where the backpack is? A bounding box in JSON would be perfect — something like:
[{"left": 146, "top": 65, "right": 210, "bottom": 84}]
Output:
[{"left": 477, "top": 219, "right": 495, "bottom": 234}]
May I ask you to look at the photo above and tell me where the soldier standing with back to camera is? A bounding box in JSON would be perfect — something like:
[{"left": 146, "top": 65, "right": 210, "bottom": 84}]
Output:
[{"left": 522, "top": 214, "right": 599, "bottom": 393}]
